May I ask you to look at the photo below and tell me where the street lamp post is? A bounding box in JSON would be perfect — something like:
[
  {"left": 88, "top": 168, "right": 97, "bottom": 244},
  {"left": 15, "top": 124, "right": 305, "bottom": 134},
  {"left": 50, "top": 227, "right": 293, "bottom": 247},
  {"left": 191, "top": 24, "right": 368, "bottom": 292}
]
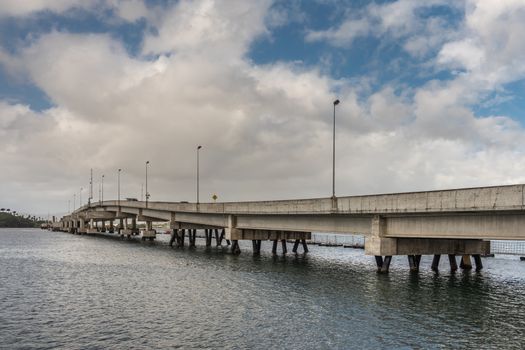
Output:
[
  {"left": 80, "top": 187, "right": 83, "bottom": 207},
  {"left": 332, "top": 99, "right": 340, "bottom": 200},
  {"left": 101, "top": 174, "right": 104, "bottom": 203},
  {"left": 145, "top": 161, "right": 150, "bottom": 207},
  {"left": 118, "top": 169, "right": 121, "bottom": 207},
  {"left": 68, "top": 200, "right": 70, "bottom": 214},
  {"left": 73, "top": 194, "right": 76, "bottom": 211},
  {"left": 197, "top": 145, "right": 202, "bottom": 205},
  {"left": 89, "top": 168, "right": 93, "bottom": 207}
]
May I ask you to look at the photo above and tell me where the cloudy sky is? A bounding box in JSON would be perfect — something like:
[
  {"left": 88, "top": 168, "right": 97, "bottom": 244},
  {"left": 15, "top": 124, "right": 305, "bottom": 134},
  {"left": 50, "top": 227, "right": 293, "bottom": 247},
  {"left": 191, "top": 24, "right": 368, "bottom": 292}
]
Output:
[{"left": 1, "top": 0, "right": 525, "bottom": 216}]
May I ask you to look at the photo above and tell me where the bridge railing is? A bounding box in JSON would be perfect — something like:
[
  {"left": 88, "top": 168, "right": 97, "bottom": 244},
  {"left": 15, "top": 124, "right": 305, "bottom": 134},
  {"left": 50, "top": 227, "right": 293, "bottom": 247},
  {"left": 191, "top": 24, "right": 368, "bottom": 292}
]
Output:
[{"left": 490, "top": 240, "right": 525, "bottom": 255}]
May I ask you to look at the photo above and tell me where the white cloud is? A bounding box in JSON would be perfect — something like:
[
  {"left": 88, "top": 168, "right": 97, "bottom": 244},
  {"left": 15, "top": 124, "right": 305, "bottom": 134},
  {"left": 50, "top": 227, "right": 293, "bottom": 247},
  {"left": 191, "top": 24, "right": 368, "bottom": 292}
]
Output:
[
  {"left": 0, "top": 0, "right": 85, "bottom": 17},
  {"left": 1, "top": 0, "right": 525, "bottom": 216},
  {"left": 142, "top": 0, "right": 273, "bottom": 58},
  {"left": 305, "top": 0, "right": 458, "bottom": 57},
  {"left": 0, "top": 0, "right": 149, "bottom": 23},
  {"left": 437, "top": 0, "right": 525, "bottom": 88}
]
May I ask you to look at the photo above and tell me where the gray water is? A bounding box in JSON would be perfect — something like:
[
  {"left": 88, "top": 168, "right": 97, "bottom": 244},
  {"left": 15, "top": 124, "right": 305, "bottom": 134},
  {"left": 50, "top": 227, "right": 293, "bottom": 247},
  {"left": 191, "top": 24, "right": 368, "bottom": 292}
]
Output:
[{"left": 1, "top": 229, "right": 524, "bottom": 349}]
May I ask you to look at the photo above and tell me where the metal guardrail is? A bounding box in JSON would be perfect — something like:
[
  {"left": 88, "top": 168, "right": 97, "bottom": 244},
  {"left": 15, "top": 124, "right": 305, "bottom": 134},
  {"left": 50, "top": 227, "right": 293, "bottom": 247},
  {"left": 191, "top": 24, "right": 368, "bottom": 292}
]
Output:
[
  {"left": 310, "top": 233, "right": 365, "bottom": 247},
  {"left": 490, "top": 240, "right": 525, "bottom": 255}
]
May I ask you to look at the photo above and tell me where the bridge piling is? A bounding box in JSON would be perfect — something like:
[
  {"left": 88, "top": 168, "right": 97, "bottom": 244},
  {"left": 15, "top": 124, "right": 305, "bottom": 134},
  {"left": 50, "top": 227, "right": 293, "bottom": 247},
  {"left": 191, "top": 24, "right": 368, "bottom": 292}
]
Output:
[
  {"left": 180, "top": 229, "right": 186, "bottom": 247},
  {"left": 205, "top": 229, "right": 213, "bottom": 247},
  {"left": 231, "top": 240, "right": 241, "bottom": 254},
  {"left": 169, "top": 229, "right": 179, "bottom": 247},
  {"left": 292, "top": 240, "right": 300, "bottom": 253},
  {"left": 301, "top": 239, "right": 309, "bottom": 253},
  {"left": 214, "top": 229, "right": 220, "bottom": 245},
  {"left": 448, "top": 254, "right": 458, "bottom": 272},
  {"left": 252, "top": 240, "right": 261, "bottom": 254},
  {"left": 281, "top": 239, "right": 287, "bottom": 254},
  {"left": 472, "top": 254, "right": 483, "bottom": 271},
  {"left": 431, "top": 254, "right": 441, "bottom": 272},
  {"left": 460, "top": 255, "right": 472, "bottom": 270},
  {"left": 189, "top": 229, "right": 196, "bottom": 247},
  {"left": 375, "top": 256, "right": 392, "bottom": 273},
  {"left": 408, "top": 255, "right": 421, "bottom": 272}
]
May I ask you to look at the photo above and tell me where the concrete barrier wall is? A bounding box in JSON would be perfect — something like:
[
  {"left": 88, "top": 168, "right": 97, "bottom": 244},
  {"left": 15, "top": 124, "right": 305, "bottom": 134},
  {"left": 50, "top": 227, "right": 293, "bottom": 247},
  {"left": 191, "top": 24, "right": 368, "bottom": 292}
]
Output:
[{"left": 75, "top": 184, "right": 525, "bottom": 216}]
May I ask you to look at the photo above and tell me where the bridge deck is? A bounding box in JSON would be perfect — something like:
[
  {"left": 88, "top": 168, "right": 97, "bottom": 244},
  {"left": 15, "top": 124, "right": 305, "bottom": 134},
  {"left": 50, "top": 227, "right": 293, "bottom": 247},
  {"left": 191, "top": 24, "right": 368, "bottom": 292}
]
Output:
[{"left": 63, "top": 184, "right": 525, "bottom": 241}]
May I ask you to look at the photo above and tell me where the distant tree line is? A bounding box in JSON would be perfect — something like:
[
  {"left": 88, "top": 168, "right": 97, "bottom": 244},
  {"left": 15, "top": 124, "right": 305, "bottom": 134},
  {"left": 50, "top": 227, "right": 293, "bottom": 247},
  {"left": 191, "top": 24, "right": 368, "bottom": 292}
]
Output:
[{"left": 0, "top": 210, "right": 45, "bottom": 228}]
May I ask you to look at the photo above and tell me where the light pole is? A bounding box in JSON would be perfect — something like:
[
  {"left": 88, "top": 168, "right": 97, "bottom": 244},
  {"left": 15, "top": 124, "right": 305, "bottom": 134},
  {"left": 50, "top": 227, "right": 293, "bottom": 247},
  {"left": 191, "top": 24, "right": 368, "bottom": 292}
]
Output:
[
  {"left": 80, "top": 187, "right": 83, "bottom": 207},
  {"left": 145, "top": 161, "right": 150, "bottom": 207},
  {"left": 197, "top": 145, "right": 202, "bottom": 204},
  {"left": 118, "top": 169, "right": 121, "bottom": 207},
  {"left": 68, "top": 200, "right": 70, "bottom": 214},
  {"left": 101, "top": 174, "right": 104, "bottom": 203},
  {"left": 73, "top": 194, "right": 76, "bottom": 211},
  {"left": 332, "top": 99, "right": 340, "bottom": 199},
  {"left": 89, "top": 168, "right": 93, "bottom": 206}
]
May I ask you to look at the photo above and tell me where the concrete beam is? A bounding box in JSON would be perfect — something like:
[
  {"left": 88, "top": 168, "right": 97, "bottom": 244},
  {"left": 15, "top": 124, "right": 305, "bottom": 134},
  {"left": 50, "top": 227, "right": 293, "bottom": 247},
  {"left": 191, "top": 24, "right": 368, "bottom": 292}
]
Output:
[
  {"left": 235, "top": 214, "right": 371, "bottom": 234},
  {"left": 85, "top": 211, "right": 115, "bottom": 220},
  {"left": 385, "top": 213, "right": 525, "bottom": 240},
  {"left": 365, "top": 237, "right": 490, "bottom": 256}
]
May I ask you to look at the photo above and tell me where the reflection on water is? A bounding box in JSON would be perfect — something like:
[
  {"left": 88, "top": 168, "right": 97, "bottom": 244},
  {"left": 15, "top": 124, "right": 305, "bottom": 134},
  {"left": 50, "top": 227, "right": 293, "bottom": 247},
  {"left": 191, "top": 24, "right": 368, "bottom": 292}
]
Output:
[{"left": 1, "top": 229, "right": 524, "bottom": 349}]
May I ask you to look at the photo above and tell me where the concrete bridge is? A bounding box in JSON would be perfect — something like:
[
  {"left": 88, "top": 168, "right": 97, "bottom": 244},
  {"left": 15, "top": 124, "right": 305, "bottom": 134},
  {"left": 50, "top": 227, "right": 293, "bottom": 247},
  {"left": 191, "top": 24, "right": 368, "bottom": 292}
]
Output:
[{"left": 58, "top": 184, "right": 525, "bottom": 273}]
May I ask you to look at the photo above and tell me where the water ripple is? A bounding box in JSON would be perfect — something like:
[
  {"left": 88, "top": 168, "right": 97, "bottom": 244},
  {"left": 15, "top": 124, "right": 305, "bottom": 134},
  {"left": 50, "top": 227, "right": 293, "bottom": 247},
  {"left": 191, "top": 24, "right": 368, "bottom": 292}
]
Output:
[{"left": 1, "top": 229, "right": 525, "bottom": 349}]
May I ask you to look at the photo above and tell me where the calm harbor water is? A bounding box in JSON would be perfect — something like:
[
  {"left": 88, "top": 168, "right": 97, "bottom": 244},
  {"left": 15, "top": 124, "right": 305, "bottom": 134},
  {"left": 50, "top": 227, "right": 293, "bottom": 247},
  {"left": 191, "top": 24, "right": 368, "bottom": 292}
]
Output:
[{"left": 1, "top": 228, "right": 524, "bottom": 349}]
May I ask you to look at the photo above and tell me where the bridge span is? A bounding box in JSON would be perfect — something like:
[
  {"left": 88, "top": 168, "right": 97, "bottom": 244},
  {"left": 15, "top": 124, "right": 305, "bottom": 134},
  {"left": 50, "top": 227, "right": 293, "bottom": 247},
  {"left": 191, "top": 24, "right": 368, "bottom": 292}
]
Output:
[{"left": 58, "top": 184, "right": 525, "bottom": 273}]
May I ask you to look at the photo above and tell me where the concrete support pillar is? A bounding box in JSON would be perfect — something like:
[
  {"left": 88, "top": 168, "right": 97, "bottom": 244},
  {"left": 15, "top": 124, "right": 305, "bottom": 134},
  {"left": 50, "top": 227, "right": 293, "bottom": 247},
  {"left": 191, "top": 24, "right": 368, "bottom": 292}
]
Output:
[
  {"left": 252, "top": 240, "right": 261, "bottom": 254},
  {"left": 365, "top": 215, "right": 396, "bottom": 256},
  {"left": 226, "top": 215, "right": 241, "bottom": 242},
  {"left": 132, "top": 217, "right": 138, "bottom": 234},
  {"left": 272, "top": 240, "right": 278, "bottom": 254},
  {"left": 301, "top": 239, "right": 309, "bottom": 253},
  {"left": 231, "top": 240, "right": 241, "bottom": 255},
  {"left": 292, "top": 239, "right": 300, "bottom": 253},
  {"left": 431, "top": 254, "right": 441, "bottom": 272},
  {"left": 79, "top": 220, "right": 85, "bottom": 234},
  {"left": 119, "top": 218, "right": 124, "bottom": 233},
  {"left": 281, "top": 239, "right": 287, "bottom": 254},
  {"left": 188, "top": 229, "right": 196, "bottom": 247},
  {"left": 101, "top": 220, "right": 106, "bottom": 232},
  {"left": 460, "top": 255, "right": 472, "bottom": 270},
  {"left": 448, "top": 254, "right": 458, "bottom": 272},
  {"left": 408, "top": 255, "right": 421, "bottom": 272},
  {"left": 205, "top": 229, "right": 212, "bottom": 247},
  {"left": 375, "top": 256, "right": 392, "bottom": 273},
  {"left": 109, "top": 220, "right": 114, "bottom": 233},
  {"left": 180, "top": 229, "right": 186, "bottom": 247},
  {"left": 473, "top": 254, "right": 483, "bottom": 271},
  {"left": 169, "top": 229, "right": 180, "bottom": 247},
  {"left": 214, "top": 229, "right": 220, "bottom": 246},
  {"left": 218, "top": 228, "right": 229, "bottom": 245}
]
